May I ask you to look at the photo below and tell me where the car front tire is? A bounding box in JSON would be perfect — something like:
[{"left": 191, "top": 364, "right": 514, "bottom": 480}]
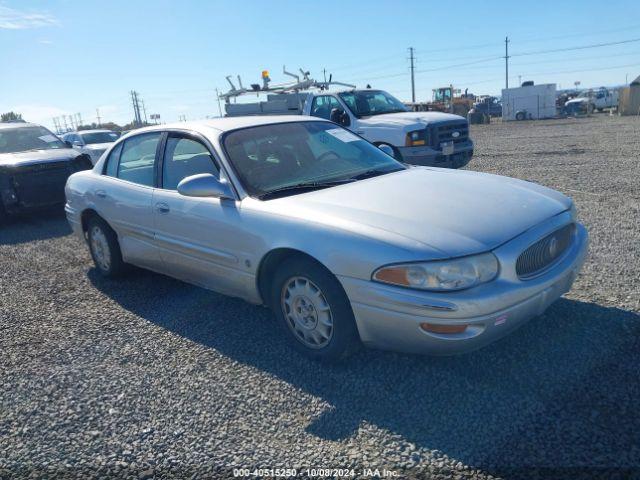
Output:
[
  {"left": 87, "top": 216, "right": 126, "bottom": 278},
  {"left": 270, "top": 257, "right": 360, "bottom": 362}
]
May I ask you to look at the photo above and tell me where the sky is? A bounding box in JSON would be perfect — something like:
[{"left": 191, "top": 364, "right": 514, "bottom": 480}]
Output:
[{"left": 1, "top": 0, "right": 640, "bottom": 130}]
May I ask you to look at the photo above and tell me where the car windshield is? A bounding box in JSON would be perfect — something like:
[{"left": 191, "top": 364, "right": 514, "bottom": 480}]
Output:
[
  {"left": 0, "top": 126, "right": 66, "bottom": 154},
  {"left": 223, "top": 121, "right": 405, "bottom": 199},
  {"left": 338, "top": 90, "right": 408, "bottom": 117},
  {"left": 80, "top": 131, "right": 119, "bottom": 144}
]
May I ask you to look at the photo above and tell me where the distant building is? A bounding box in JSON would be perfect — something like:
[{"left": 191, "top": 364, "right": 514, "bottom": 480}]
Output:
[{"left": 618, "top": 75, "right": 640, "bottom": 116}]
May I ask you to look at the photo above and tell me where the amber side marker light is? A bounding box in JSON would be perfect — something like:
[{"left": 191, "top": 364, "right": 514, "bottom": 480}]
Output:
[{"left": 420, "top": 323, "right": 468, "bottom": 334}]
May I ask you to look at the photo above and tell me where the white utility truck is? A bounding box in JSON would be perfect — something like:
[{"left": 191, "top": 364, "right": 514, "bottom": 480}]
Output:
[
  {"left": 580, "top": 87, "right": 618, "bottom": 112},
  {"left": 220, "top": 69, "right": 474, "bottom": 168},
  {"left": 502, "top": 82, "right": 557, "bottom": 121}
]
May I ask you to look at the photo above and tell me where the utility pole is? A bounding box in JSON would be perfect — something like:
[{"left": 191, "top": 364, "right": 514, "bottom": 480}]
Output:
[
  {"left": 215, "top": 89, "right": 222, "bottom": 117},
  {"left": 141, "top": 100, "right": 148, "bottom": 124},
  {"left": 323, "top": 68, "right": 327, "bottom": 83},
  {"left": 505, "top": 36, "right": 510, "bottom": 89},
  {"left": 131, "top": 91, "right": 142, "bottom": 126},
  {"left": 518, "top": 75, "right": 522, "bottom": 87},
  {"left": 408, "top": 47, "right": 416, "bottom": 103},
  {"left": 96, "top": 108, "right": 102, "bottom": 127}
]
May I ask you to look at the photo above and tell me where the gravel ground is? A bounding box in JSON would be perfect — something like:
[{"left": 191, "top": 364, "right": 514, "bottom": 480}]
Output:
[{"left": 1, "top": 114, "right": 639, "bottom": 480}]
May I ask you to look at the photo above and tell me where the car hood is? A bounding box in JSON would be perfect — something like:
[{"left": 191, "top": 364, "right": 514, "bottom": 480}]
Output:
[
  {"left": 84, "top": 143, "right": 112, "bottom": 151},
  {"left": 0, "top": 148, "right": 80, "bottom": 168},
  {"left": 264, "top": 168, "right": 571, "bottom": 257},
  {"left": 358, "top": 111, "right": 465, "bottom": 129}
]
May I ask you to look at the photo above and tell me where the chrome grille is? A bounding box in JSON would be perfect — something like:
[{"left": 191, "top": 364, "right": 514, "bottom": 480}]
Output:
[
  {"left": 431, "top": 120, "right": 469, "bottom": 146},
  {"left": 516, "top": 223, "right": 575, "bottom": 279}
]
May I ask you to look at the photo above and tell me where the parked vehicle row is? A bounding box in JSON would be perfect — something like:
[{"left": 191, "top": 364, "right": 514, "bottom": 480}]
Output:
[{"left": 64, "top": 117, "right": 588, "bottom": 361}]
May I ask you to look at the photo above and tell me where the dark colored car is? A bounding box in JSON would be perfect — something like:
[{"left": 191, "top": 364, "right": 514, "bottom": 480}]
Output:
[
  {"left": 473, "top": 97, "right": 502, "bottom": 117},
  {"left": 0, "top": 122, "right": 93, "bottom": 221}
]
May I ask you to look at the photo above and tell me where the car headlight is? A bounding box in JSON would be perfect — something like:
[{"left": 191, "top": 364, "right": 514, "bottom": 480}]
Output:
[
  {"left": 372, "top": 253, "right": 499, "bottom": 292},
  {"left": 405, "top": 129, "right": 427, "bottom": 146}
]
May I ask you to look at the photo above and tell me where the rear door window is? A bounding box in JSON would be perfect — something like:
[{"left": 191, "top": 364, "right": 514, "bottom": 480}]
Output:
[
  {"left": 117, "top": 133, "right": 161, "bottom": 187},
  {"left": 104, "top": 142, "right": 123, "bottom": 177}
]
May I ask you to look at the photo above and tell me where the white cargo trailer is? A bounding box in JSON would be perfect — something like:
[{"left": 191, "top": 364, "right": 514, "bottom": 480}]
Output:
[{"left": 502, "top": 83, "right": 557, "bottom": 121}]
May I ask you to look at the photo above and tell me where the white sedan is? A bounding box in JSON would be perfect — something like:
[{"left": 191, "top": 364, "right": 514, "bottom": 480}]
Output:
[
  {"left": 65, "top": 117, "right": 588, "bottom": 361},
  {"left": 62, "top": 129, "right": 120, "bottom": 164}
]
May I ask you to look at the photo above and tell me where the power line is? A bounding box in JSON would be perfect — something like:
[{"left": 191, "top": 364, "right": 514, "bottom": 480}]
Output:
[
  {"left": 519, "top": 61, "right": 640, "bottom": 78},
  {"left": 512, "top": 23, "right": 640, "bottom": 45},
  {"left": 354, "top": 36, "right": 640, "bottom": 85},
  {"left": 414, "top": 41, "right": 502, "bottom": 55},
  {"left": 414, "top": 56, "right": 502, "bottom": 74},
  {"left": 511, "top": 37, "right": 640, "bottom": 57},
  {"left": 511, "top": 50, "right": 640, "bottom": 68},
  {"left": 323, "top": 52, "right": 401, "bottom": 72}
]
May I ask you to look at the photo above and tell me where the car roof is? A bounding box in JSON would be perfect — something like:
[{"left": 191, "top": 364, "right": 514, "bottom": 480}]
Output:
[
  {"left": 76, "top": 129, "right": 115, "bottom": 134},
  {"left": 128, "top": 116, "right": 329, "bottom": 136},
  {"left": 0, "top": 122, "right": 41, "bottom": 130}
]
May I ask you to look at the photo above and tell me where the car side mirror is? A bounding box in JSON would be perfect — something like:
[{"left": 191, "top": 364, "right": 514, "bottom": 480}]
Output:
[
  {"left": 64, "top": 140, "right": 73, "bottom": 148},
  {"left": 330, "top": 108, "right": 350, "bottom": 127},
  {"left": 378, "top": 144, "right": 395, "bottom": 158},
  {"left": 177, "top": 174, "right": 234, "bottom": 199}
]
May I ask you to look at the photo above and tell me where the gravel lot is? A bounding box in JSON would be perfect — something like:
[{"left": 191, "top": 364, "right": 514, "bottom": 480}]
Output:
[{"left": 1, "top": 114, "right": 639, "bottom": 479}]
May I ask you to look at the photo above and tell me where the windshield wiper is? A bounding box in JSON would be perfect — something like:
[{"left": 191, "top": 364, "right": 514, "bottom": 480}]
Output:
[
  {"left": 344, "top": 167, "right": 403, "bottom": 181},
  {"left": 258, "top": 179, "right": 354, "bottom": 200}
]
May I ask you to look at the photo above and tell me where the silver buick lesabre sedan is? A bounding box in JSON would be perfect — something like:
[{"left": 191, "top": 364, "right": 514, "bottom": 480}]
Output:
[{"left": 65, "top": 117, "right": 588, "bottom": 361}]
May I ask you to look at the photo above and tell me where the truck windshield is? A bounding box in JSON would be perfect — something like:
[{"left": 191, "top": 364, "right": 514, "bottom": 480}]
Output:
[
  {"left": 223, "top": 121, "right": 405, "bottom": 199},
  {"left": 0, "top": 126, "right": 66, "bottom": 154},
  {"left": 338, "top": 90, "right": 408, "bottom": 118},
  {"left": 80, "top": 131, "right": 119, "bottom": 145}
]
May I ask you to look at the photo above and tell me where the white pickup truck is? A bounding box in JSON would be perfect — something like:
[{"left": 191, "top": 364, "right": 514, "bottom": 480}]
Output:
[
  {"left": 225, "top": 89, "right": 474, "bottom": 168},
  {"left": 588, "top": 88, "right": 619, "bottom": 111}
]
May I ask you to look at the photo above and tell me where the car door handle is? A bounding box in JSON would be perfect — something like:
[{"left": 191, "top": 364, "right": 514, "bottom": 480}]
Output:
[
  {"left": 95, "top": 189, "right": 107, "bottom": 198},
  {"left": 155, "top": 202, "right": 170, "bottom": 214}
]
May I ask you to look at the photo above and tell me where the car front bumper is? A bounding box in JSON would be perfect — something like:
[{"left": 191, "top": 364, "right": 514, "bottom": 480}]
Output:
[
  {"left": 397, "top": 140, "right": 473, "bottom": 169},
  {"left": 338, "top": 214, "right": 588, "bottom": 355},
  {"left": 0, "top": 161, "right": 85, "bottom": 215}
]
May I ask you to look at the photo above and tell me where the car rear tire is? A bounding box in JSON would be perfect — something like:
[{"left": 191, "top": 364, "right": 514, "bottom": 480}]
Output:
[
  {"left": 270, "top": 257, "right": 360, "bottom": 362},
  {"left": 87, "top": 216, "right": 126, "bottom": 278},
  {"left": 515, "top": 111, "right": 526, "bottom": 121}
]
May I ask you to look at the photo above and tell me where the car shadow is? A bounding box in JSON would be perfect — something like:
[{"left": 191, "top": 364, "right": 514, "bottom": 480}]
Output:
[
  {"left": 0, "top": 209, "right": 71, "bottom": 245},
  {"left": 88, "top": 268, "right": 640, "bottom": 477}
]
